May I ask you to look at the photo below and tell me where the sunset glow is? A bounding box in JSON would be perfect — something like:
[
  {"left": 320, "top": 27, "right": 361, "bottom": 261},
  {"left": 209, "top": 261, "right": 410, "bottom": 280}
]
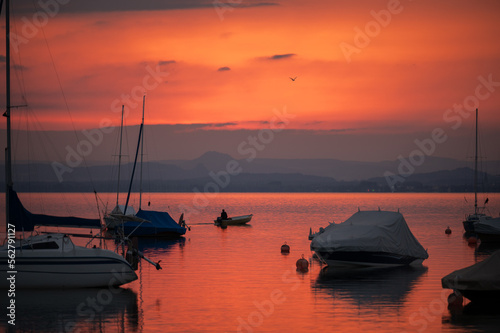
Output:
[{"left": 1, "top": 0, "right": 500, "bottom": 161}]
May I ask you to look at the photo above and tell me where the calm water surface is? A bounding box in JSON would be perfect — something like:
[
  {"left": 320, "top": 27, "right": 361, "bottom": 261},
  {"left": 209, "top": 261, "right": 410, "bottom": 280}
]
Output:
[{"left": 2, "top": 192, "right": 500, "bottom": 333}]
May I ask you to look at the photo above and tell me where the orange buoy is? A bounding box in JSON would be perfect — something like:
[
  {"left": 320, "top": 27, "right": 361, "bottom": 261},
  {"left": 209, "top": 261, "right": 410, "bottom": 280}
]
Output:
[
  {"left": 467, "top": 236, "right": 478, "bottom": 245},
  {"left": 281, "top": 242, "right": 290, "bottom": 254},
  {"left": 296, "top": 254, "right": 309, "bottom": 272},
  {"left": 445, "top": 226, "right": 452, "bottom": 235}
]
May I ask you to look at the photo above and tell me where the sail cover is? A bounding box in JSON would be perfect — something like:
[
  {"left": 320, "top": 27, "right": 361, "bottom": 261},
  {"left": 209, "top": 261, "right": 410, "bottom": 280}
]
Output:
[
  {"left": 9, "top": 188, "right": 102, "bottom": 231},
  {"left": 310, "top": 210, "right": 428, "bottom": 259}
]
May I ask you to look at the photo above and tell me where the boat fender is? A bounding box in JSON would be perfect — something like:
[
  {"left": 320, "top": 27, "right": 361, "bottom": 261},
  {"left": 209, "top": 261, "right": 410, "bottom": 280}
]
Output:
[
  {"left": 281, "top": 242, "right": 290, "bottom": 253},
  {"left": 126, "top": 250, "right": 139, "bottom": 270},
  {"left": 296, "top": 255, "right": 309, "bottom": 272},
  {"left": 447, "top": 292, "right": 463, "bottom": 307},
  {"left": 445, "top": 226, "right": 452, "bottom": 235}
]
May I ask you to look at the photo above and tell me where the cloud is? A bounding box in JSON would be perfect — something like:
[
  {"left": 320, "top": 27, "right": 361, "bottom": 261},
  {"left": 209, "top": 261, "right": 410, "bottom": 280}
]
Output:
[
  {"left": 172, "top": 122, "right": 239, "bottom": 132},
  {"left": 13, "top": 0, "right": 279, "bottom": 14},
  {"left": 310, "top": 128, "right": 363, "bottom": 135},
  {"left": 217, "top": 66, "right": 231, "bottom": 72},
  {"left": 159, "top": 60, "right": 177, "bottom": 66},
  {"left": 268, "top": 53, "right": 296, "bottom": 60}
]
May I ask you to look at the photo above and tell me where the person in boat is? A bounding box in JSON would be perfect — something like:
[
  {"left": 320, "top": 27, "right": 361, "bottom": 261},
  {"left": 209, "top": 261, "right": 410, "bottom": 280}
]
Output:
[
  {"left": 178, "top": 213, "right": 186, "bottom": 227},
  {"left": 220, "top": 209, "right": 228, "bottom": 220}
]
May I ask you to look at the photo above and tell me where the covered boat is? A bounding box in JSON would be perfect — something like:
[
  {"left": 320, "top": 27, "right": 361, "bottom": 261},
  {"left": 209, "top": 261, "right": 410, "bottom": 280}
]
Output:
[
  {"left": 310, "top": 210, "right": 428, "bottom": 267},
  {"left": 120, "top": 209, "right": 187, "bottom": 237},
  {"left": 473, "top": 216, "right": 500, "bottom": 242},
  {"left": 442, "top": 250, "right": 500, "bottom": 303}
]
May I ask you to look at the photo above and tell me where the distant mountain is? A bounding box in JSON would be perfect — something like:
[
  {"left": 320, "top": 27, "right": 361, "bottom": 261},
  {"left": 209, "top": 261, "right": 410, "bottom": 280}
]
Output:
[
  {"left": 160, "top": 151, "right": 500, "bottom": 181},
  {"left": 1, "top": 151, "right": 499, "bottom": 192},
  {"left": 368, "top": 167, "right": 500, "bottom": 192},
  {"left": 163, "top": 151, "right": 235, "bottom": 172}
]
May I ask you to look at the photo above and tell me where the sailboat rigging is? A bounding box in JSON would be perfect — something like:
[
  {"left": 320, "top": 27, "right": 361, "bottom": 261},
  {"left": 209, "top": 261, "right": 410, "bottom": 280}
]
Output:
[
  {"left": 105, "top": 96, "right": 188, "bottom": 237},
  {"left": 462, "top": 108, "right": 491, "bottom": 232},
  {"left": 0, "top": 0, "right": 163, "bottom": 288}
]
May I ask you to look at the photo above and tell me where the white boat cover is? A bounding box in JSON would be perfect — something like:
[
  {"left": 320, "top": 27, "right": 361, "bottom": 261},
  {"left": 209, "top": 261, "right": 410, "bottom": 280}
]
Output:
[
  {"left": 111, "top": 204, "right": 137, "bottom": 216},
  {"left": 310, "top": 210, "right": 428, "bottom": 259},
  {"left": 442, "top": 250, "right": 500, "bottom": 291}
]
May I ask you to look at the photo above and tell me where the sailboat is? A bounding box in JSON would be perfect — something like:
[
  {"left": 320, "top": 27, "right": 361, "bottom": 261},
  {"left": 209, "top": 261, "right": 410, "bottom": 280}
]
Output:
[
  {"left": 105, "top": 96, "right": 187, "bottom": 237},
  {"left": 462, "top": 109, "right": 491, "bottom": 232},
  {"left": 0, "top": 0, "right": 138, "bottom": 288},
  {"left": 104, "top": 105, "right": 142, "bottom": 229}
]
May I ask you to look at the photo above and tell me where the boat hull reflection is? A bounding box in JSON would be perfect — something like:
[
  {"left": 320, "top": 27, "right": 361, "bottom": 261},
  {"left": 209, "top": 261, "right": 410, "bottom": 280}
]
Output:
[{"left": 0, "top": 288, "right": 139, "bottom": 332}]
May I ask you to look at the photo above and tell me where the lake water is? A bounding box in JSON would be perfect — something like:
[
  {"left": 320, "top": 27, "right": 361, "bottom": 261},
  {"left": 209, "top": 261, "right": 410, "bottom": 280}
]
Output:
[{"left": 2, "top": 192, "right": 500, "bottom": 333}]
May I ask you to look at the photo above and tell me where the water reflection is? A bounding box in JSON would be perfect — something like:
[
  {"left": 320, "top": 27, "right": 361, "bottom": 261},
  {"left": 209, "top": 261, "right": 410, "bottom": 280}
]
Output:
[
  {"left": 475, "top": 241, "right": 500, "bottom": 257},
  {"left": 136, "top": 236, "right": 186, "bottom": 252},
  {"left": 444, "top": 301, "right": 500, "bottom": 331},
  {"left": 0, "top": 288, "right": 138, "bottom": 332},
  {"left": 313, "top": 266, "right": 427, "bottom": 307}
]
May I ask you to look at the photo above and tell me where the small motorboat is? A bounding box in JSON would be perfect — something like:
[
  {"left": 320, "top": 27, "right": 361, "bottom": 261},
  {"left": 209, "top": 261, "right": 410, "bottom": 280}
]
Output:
[
  {"left": 442, "top": 250, "right": 500, "bottom": 304},
  {"left": 214, "top": 214, "right": 253, "bottom": 226}
]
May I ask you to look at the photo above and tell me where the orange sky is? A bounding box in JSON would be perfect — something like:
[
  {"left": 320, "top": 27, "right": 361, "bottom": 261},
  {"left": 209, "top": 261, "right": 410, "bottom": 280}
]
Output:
[{"left": 2, "top": 0, "right": 500, "bottom": 161}]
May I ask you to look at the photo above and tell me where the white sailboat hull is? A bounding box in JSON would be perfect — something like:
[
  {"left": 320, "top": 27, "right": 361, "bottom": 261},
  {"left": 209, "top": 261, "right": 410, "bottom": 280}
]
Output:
[
  {"left": 1, "top": 255, "right": 137, "bottom": 289},
  {"left": 0, "top": 234, "right": 137, "bottom": 289}
]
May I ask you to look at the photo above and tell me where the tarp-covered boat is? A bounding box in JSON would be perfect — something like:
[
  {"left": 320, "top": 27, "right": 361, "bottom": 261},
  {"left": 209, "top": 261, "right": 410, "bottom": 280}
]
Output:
[
  {"left": 473, "top": 216, "right": 500, "bottom": 242},
  {"left": 120, "top": 209, "right": 187, "bottom": 237},
  {"left": 310, "top": 210, "right": 428, "bottom": 267},
  {"left": 442, "top": 250, "right": 500, "bottom": 303}
]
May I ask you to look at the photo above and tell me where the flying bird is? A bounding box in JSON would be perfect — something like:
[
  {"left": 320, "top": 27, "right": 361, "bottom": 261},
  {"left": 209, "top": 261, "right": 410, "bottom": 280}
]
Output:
[{"left": 289, "top": 76, "right": 297, "bottom": 81}]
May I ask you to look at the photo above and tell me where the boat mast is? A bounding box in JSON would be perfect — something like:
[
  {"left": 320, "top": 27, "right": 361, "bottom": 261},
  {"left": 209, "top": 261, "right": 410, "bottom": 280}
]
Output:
[
  {"left": 5, "top": 0, "right": 12, "bottom": 233},
  {"left": 139, "top": 95, "right": 145, "bottom": 210},
  {"left": 116, "top": 105, "right": 124, "bottom": 206},
  {"left": 474, "top": 108, "right": 478, "bottom": 215}
]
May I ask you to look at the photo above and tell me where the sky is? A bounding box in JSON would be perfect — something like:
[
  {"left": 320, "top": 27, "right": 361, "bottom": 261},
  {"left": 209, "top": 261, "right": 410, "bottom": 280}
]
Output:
[{"left": 1, "top": 0, "right": 500, "bottom": 163}]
